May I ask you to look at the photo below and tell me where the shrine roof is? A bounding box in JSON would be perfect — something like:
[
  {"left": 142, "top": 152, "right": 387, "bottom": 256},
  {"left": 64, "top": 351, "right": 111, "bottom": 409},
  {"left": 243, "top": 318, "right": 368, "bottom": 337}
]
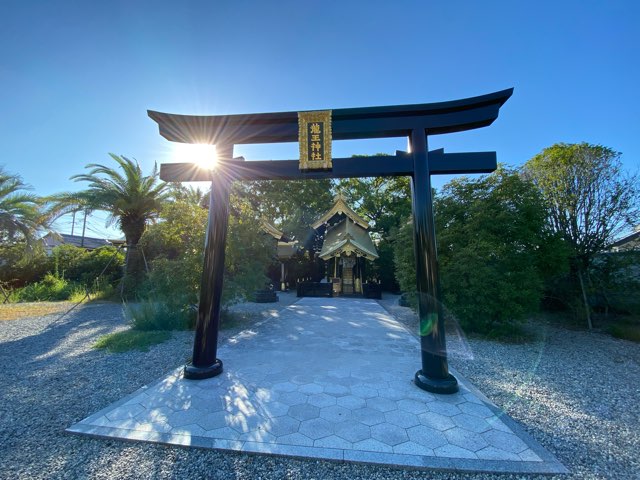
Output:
[
  {"left": 319, "top": 217, "right": 378, "bottom": 261},
  {"left": 312, "top": 193, "right": 370, "bottom": 230}
]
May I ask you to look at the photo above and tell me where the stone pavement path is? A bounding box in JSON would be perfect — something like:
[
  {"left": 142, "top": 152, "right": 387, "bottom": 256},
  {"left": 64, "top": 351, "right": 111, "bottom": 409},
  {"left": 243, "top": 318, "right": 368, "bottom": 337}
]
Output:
[{"left": 68, "top": 297, "right": 565, "bottom": 474}]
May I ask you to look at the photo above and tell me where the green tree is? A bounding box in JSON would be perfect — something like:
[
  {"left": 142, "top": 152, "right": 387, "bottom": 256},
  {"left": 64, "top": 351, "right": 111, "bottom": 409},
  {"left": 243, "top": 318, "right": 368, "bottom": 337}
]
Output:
[
  {"left": 48, "top": 154, "right": 170, "bottom": 292},
  {"left": 524, "top": 143, "right": 640, "bottom": 327},
  {"left": 0, "top": 166, "right": 48, "bottom": 247},
  {"left": 394, "top": 167, "right": 566, "bottom": 337},
  {"left": 139, "top": 191, "right": 273, "bottom": 327}
]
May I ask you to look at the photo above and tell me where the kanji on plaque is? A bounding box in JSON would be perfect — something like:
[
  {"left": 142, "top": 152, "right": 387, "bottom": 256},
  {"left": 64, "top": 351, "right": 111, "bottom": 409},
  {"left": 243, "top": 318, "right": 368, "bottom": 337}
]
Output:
[{"left": 298, "top": 110, "right": 332, "bottom": 171}]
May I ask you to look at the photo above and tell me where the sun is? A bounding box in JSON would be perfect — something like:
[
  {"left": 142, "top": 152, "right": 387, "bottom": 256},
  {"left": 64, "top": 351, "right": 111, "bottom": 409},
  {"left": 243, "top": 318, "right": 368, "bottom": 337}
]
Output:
[{"left": 175, "top": 143, "right": 218, "bottom": 170}]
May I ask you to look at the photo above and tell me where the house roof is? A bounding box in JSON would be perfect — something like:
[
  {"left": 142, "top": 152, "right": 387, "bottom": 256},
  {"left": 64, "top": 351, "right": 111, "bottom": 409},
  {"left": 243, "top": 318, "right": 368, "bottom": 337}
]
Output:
[
  {"left": 610, "top": 229, "right": 640, "bottom": 251},
  {"left": 42, "top": 233, "right": 121, "bottom": 250},
  {"left": 311, "top": 192, "right": 369, "bottom": 230},
  {"left": 318, "top": 218, "right": 378, "bottom": 261}
]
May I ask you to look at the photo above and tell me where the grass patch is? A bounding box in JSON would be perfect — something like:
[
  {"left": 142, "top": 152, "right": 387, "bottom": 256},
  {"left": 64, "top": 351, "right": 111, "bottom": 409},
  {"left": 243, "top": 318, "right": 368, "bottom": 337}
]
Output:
[
  {"left": 94, "top": 329, "right": 171, "bottom": 353},
  {"left": 608, "top": 321, "right": 640, "bottom": 343},
  {"left": 0, "top": 302, "right": 72, "bottom": 321}
]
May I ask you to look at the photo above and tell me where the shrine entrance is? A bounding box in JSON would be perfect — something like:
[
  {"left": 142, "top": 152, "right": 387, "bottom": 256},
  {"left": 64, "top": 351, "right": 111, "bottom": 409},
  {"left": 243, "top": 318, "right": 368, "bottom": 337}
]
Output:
[{"left": 149, "top": 88, "right": 512, "bottom": 394}]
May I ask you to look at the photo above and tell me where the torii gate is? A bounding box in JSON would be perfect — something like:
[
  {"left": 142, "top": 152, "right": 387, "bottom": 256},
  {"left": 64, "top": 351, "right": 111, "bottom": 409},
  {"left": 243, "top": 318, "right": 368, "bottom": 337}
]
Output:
[{"left": 149, "top": 88, "right": 513, "bottom": 394}]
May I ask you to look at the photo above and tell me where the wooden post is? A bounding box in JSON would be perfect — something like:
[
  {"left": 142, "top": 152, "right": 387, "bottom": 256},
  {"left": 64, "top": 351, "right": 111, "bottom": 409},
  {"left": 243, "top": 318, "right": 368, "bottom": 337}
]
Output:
[{"left": 410, "top": 128, "right": 458, "bottom": 394}]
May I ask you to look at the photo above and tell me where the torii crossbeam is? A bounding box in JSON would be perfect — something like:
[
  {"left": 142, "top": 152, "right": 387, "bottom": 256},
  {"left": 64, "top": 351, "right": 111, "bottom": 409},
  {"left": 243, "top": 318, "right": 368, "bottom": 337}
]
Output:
[{"left": 149, "top": 88, "right": 513, "bottom": 394}]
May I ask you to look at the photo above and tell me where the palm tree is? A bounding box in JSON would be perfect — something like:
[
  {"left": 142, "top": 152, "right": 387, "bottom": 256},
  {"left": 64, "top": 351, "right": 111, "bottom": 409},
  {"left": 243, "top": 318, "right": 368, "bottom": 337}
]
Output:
[
  {"left": 49, "top": 154, "right": 170, "bottom": 289},
  {"left": 0, "top": 166, "right": 47, "bottom": 247}
]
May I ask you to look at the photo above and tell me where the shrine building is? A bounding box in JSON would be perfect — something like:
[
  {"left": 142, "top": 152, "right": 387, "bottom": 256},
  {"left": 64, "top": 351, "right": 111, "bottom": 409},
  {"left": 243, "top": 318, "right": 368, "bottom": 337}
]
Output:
[{"left": 312, "top": 193, "right": 378, "bottom": 295}]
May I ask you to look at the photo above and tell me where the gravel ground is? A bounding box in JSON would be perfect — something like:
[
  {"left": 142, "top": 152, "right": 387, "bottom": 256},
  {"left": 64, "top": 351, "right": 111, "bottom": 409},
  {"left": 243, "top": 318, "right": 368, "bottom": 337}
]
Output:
[{"left": 0, "top": 293, "right": 638, "bottom": 479}]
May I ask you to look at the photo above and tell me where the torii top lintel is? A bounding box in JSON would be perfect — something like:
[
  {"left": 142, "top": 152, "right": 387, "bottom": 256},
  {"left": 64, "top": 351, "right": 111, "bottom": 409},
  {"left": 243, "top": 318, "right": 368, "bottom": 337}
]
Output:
[{"left": 148, "top": 89, "right": 513, "bottom": 146}]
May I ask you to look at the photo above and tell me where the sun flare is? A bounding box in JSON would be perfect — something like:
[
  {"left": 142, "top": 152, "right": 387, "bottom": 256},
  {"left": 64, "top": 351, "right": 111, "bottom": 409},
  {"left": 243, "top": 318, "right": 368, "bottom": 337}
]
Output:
[{"left": 175, "top": 143, "right": 218, "bottom": 170}]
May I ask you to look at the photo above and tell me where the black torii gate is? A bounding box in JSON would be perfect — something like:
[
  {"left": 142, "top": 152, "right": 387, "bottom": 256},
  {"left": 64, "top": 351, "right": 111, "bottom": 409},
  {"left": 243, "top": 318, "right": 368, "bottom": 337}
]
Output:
[{"left": 149, "top": 88, "right": 513, "bottom": 394}]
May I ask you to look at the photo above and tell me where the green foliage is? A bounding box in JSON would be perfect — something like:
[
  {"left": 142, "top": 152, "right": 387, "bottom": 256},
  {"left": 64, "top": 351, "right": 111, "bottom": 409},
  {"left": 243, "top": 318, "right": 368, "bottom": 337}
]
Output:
[
  {"left": 16, "top": 273, "right": 77, "bottom": 301},
  {"left": 0, "top": 166, "right": 49, "bottom": 247},
  {"left": 0, "top": 242, "right": 50, "bottom": 287},
  {"left": 392, "top": 219, "right": 417, "bottom": 293},
  {"left": 94, "top": 329, "right": 171, "bottom": 353},
  {"left": 126, "top": 301, "right": 192, "bottom": 331},
  {"left": 238, "top": 179, "right": 334, "bottom": 253},
  {"left": 608, "top": 321, "right": 640, "bottom": 343},
  {"left": 393, "top": 167, "right": 567, "bottom": 337},
  {"left": 523, "top": 143, "right": 640, "bottom": 327},
  {"left": 138, "top": 193, "right": 273, "bottom": 326},
  {"left": 590, "top": 251, "right": 640, "bottom": 315},
  {"left": 524, "top": 143, "right": 639, "bottom": 268},
  {"left": 48, "top": 154, "right": 170, "bottom": 291}
]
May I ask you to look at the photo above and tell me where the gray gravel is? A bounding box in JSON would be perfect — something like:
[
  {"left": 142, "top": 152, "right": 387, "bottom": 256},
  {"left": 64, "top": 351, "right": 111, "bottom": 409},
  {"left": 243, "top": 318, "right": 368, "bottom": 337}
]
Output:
[{"left": 1, "top": 293, "right": 638, "bottom": 479}]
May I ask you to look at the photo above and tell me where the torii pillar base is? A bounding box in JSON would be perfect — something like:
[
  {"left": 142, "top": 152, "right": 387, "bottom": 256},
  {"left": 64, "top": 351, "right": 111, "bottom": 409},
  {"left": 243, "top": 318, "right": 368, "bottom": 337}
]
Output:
[
  {"left": 415, "top": 371, "right": 458, "bottom": 395},
  {"left": 184, "top": 360, "right": 223, "bottom": 380}
]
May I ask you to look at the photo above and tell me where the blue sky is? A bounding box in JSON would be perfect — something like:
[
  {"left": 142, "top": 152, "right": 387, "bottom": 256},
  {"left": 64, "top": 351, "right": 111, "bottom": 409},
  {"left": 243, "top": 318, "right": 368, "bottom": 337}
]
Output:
[{"left": 1, "top": 1, "right": 638, "bottom": 238}]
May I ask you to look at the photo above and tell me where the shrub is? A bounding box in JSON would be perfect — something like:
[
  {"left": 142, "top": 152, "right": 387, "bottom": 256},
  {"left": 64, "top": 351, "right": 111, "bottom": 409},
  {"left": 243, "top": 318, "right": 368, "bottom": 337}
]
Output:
[
  {"left": 16, "top": 273, "right": 76, "bottom": 301},
  {"left": 126, "top": 301, "right": 192, "bottom": 331},
  {"left": 393, "top": 167, "right": 567, "bottom": 337}
]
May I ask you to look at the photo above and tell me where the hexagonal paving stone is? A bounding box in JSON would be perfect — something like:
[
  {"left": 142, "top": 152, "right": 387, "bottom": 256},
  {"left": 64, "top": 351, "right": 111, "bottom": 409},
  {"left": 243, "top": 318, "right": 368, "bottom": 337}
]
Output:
[
  {"left": 168, "top": 409, "right": 205, "bottom": 427},
  {"left": 336, "top": 395, "right": 366, "bottom": 410},
  {"left": 434, "top": 444, "right": 477, "bottom": 459},
  {"left": 352, "top": 438, "right": 393, "bottom": 453},
  {"left": 261, "top": 401, "right": 290, "bottom": 418},
  {"left": 406, "top": 425, "right": 448, "bottom": 449},
  {"left": 384, "top": 409, "right": 420, "bottom": 428},
  {"left": 298, "top": 418, "right": 334, "bottom": 440},
  {"left": 105, "top": 404, "right": 145, "bottom": 421},
  {"left": 393, "top": 441, "right": 434, "bottom": 456},
  {"left": 287, "top": 403, "right": 320, "bottom": 421},
  {"left": 426, "top": 401, "right": 462, "bottom": 417},
  {"left": 397, "top": 399, "right": 429, "bottom": 415},
  {"left": 482, "top": 429, "right": 529, "bottom": 453},
  {"left": 370, "top": 423, "right": 409, "bottom": 446},
  {"left": 298, "top": 383, "right": 324, "bottom": 395},
  {"left": 350, "top": 385, "right": 378, "bottom": 399},
  {"left": 459, "top": 402, "right": 495, "bottom": 419},
  {"left": 314, "top": 435, "right": 353, "bottom": 449},
  {"left": 334, "top": 421, "right": 371, "bottom": 443},
  {"left": 227, "top": 413, "right": 266, "bottom": 434},
  {"left": 264, "top": 416, "right": 300, "bottom": 437},
  {"left": 323, "top": 383, "right": 350, "bottom": 397},
  {"left": 170, "top": 423, "right": 207, "bottom": 437},
  {"left": 197, "top": 411, "right": 229, "bottom": 430},
  {"left": 277, "top": 432, "right": 314, "bottom": 446},
  {"left": 319, "top": 405, "right": 352, "bottom": 423},
  {"left": 188, "top": 395, "right": 224, "bottom": 412},
  {"left": 444, "top": 427, "right": 489, "bottom": 452},
  {"left": 204, "top": 426, "right": 240, "bottom": 439},
  {"left": 451, "top": 413, "right": 492, "bottom": 433},
  {"left": 308, "top": 393, "right": 336, "bottom": 408},
  {"left": 135, "top": 406, "right": 173, "bottom": 424},
  {"left": 239, "top": 429, "right": 276, "bottom": 443},
  {"left": 418, "top": 412, "right": 456, "bottom": 431},
  {"left": 272, "top": 381, "right": 297, "bottom": 393},
  {"left": 352, "top": 407, "right": 386, "bottom": 426},
  {"left": 366, "top": 397, "right": 397, "bottom": 413},
  {"left": 476, "top": 446, "right": 521, "bottom": 461},
  {"left": 377, "top": 387, "right": 406, "bottom": 401},
  {"left": 278, "top": 391, "right": 308, "bottom": 406}
]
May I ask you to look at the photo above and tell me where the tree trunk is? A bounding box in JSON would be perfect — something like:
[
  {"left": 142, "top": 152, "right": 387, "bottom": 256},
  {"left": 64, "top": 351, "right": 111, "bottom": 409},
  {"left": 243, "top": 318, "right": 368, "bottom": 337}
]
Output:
[{"left": 577, "top": 268, "right": 593, "bottom": 330}]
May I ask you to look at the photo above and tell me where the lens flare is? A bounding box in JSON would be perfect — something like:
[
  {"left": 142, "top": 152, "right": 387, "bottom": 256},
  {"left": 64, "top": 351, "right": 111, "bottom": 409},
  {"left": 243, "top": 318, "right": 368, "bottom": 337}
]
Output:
[{"left": 175, "top": 143, "right": 218, "bottom": 170}]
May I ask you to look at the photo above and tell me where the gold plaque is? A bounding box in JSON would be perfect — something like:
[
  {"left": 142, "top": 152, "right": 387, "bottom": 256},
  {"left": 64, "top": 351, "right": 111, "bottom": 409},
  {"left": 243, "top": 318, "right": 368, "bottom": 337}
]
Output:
[{"left": 298, "top": 110, "right": 332, "bottom": 171}]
